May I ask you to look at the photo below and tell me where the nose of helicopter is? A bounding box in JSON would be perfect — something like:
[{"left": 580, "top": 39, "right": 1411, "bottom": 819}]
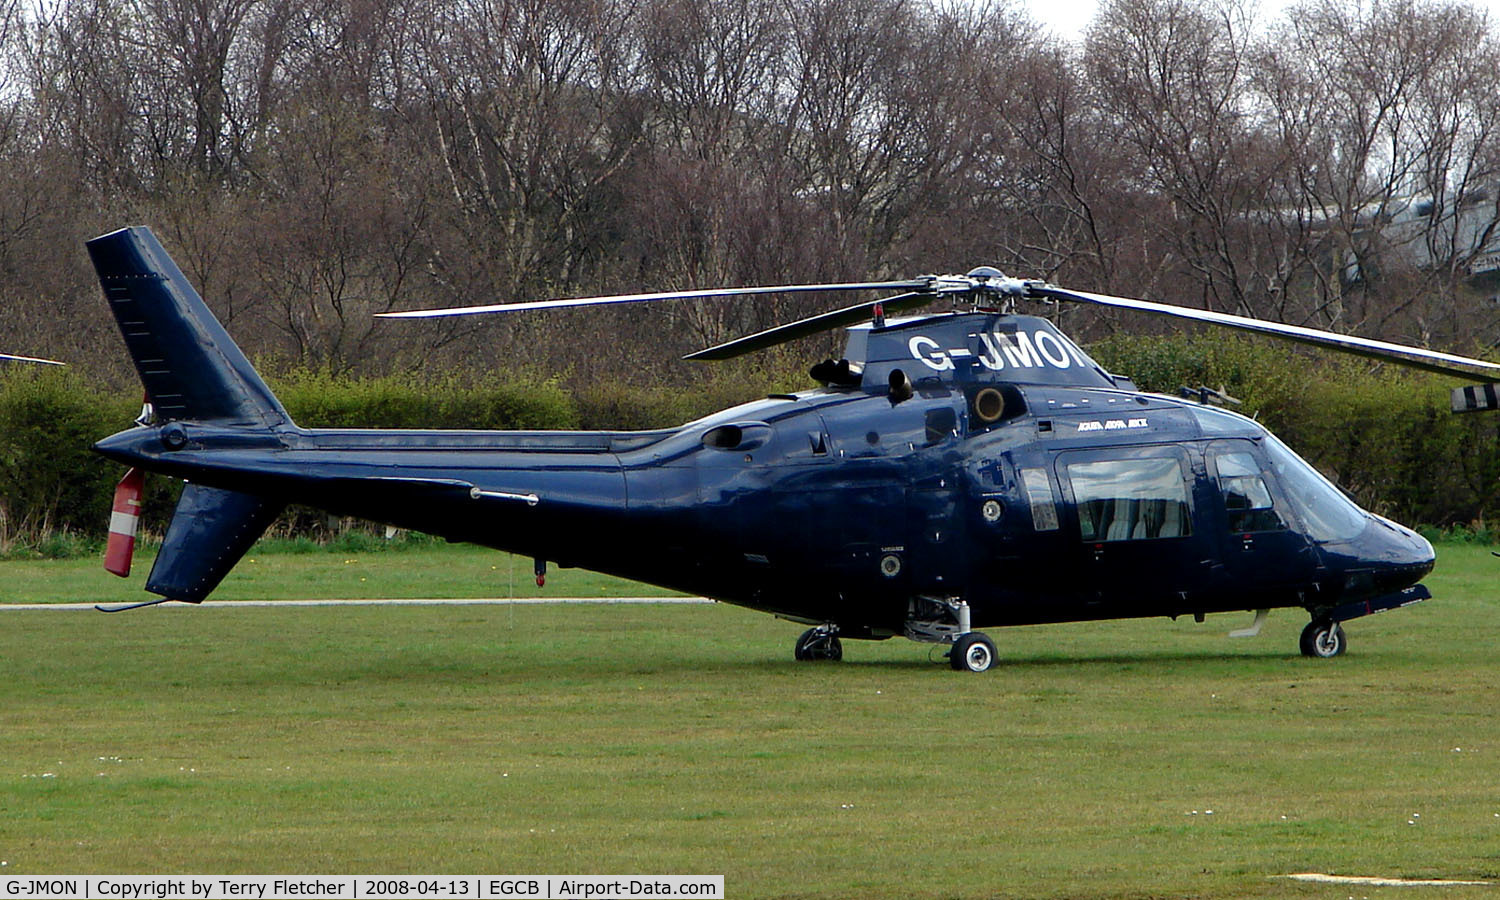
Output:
[{"left": 1349, "top": 514, "right": 1436, "bottom": 594}]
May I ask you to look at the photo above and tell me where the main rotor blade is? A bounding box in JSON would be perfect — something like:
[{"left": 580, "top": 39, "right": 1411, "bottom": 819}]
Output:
[
  {"left": 684, "top": 292, "right": 938, "bottom": 361},
  {"left": 376, "top": 279, "right": 933, "bottom": 319},
  {"left": 1034, "top": 286, "right": 1500, "bottom": 380},
  {"left": 0, "top": 352, "right": 64, "bottom": 365}
]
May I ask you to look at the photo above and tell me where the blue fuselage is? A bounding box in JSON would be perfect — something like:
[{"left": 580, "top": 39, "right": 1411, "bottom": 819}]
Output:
[{"left": 96, "top": 348, "right": 1434, "bottom": 635}]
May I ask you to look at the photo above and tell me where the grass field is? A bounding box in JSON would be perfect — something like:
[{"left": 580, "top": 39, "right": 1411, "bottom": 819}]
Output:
[
  {"left": 1, "top": 543, "right": 1498, "bottom": 898},
  {"left": 0, "top": 542, "right": 678, "bottom": 604}
]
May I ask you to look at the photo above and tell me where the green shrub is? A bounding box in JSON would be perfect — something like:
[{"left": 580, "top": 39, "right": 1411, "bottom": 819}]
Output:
[
  {"left": 574, "top": 358, "right": 806, "bottom": 430},
  {"left": 1088, "top": 331, "right": 1301, "bottom": 412},
  {"left": 0, "top": 368, "right": 134, "bottom": 549},
  {"left": 1267, "top": 367, "right": 1500, "bottom": 526}
]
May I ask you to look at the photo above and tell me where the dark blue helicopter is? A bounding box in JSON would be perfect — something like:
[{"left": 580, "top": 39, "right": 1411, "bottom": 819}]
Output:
[{"left": 88, "top": 226, "right": 1500, "bottom": 671}]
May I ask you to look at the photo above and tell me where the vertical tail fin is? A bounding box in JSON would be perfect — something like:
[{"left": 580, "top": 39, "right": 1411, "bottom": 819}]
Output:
[
  {"left": 88, "top": 226, "right": 289, "bottom": 603},
  {"left": 85, "top": 226, "right": 289, "bottom": 428}
]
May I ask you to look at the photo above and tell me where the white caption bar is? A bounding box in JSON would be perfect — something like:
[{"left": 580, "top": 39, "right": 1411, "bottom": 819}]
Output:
[{"left": 0, "top": 877, "right": 724, "bottom": 900}]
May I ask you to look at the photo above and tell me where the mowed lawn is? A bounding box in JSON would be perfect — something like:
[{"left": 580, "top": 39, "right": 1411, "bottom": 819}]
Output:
[
  {"left": 0, "top": 542, "right": 681, "bottom": 604},
  {"left": 1, "top": 543, "right": 1498, "bottom": 899}
]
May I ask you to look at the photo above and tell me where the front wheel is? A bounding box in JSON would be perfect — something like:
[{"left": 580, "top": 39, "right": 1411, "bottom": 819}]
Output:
[
  {"left": 794, "top": 627, "right": 843, "bottom": 662},
  {"left": 950, "top": 632, "right": 998, "bottom": 672},
  {"left": 1299, "top": 620, "right": 1346, "bottom": 658}
]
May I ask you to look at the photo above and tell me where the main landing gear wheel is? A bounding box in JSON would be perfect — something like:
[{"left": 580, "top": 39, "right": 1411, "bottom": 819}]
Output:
[
  {"left": 794, "top": 627, "right": 843, "bottom": 662},
  {"left": 1299, "top": 620, "right": 1346, "bottom": 658},
  {"left": 949, "top": 631, "right": 997, "bottom": 672}
]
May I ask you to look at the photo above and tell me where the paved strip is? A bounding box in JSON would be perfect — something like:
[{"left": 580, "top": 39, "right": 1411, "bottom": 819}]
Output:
[
  {"left": 1282, "top": 873, "right": 1493, "bottom": 887},
  {"left": 0, "top": 597, "right": 713, "bottom": 611}
]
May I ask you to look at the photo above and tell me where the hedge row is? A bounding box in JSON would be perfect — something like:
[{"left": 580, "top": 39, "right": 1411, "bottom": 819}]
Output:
[
  {"left": 0, "top": 370, "right": 136, "bottom": 547},
  {"left": 0, "top": 368, "right": 586, "bottom": 553},
  {"left": 2, "top": 340, "right": 1497, "bottom": 554},
  {"left": 0, "top": 364, "right": 792, "bottom": 553}
]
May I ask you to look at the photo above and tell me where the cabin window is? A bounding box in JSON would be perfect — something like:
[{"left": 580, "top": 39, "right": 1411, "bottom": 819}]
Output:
[
  {"left": 1019, "top": 468, "right": 1059, "bottom": 532},
  {"left": 1262, "top": 434, "right": 1367, "bottom": 542},
  {"left": 1068, "top": 457, "right": 1191, "bottom": 542},
  {"left": 1214, "top": 451, "right": 1285, "bottom": 532}
]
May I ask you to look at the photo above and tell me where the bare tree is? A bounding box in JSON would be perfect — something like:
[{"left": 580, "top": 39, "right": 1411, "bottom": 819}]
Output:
[
  {"left": 624, "top": 0, "right": 793, "bottom": 350},
  {"left": 1402, "top": 3, "right": 1500, "bottom": 348},
  {"left": 2, "top": 0, "right": 1499, "bottom": 381},
  {"left": 1257, "top": 0, "right": 1497, "bottom": 341},
  {"left": 1086, "top": 0, "right": 1283, "bottom": 317}
]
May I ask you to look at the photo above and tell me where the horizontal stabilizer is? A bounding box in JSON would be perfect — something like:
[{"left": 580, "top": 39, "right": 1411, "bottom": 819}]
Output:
[{"left": 146, "top": 484, "right": 284, "bottom": 603}]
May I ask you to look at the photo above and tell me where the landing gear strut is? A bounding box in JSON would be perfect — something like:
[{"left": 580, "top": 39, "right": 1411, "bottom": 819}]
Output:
[
  {"left": 1294, "top": 586, "right": 1431, "bottom": 658},
  {"left": 794, "top": 625, "right": 843, "bottom": 661},
  {"left": 1299, "top": 619, "right": 1346, "bottom": 658},
  {"left": 906, "top": 596, "right": 998, "bottom": 672}
]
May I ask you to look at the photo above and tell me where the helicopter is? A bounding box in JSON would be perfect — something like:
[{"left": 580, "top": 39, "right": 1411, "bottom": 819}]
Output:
[{"left": 87, "top": 225, "right": 1500, "bottom": 671}]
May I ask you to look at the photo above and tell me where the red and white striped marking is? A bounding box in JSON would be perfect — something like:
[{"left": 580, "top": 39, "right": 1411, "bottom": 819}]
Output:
[{"left": 104, "top": 468, "right": 145, "bottom": 577}]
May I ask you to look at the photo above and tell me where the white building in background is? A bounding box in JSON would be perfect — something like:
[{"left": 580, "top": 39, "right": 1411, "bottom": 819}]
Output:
[{"left": 1339, "top": 192, "right": 1500, "bottom": 283}]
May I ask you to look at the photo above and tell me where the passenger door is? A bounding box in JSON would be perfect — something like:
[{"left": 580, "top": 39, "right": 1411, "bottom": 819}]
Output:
[{"left": 1055, "top": 446, "right": 1215, "bottom": 611}]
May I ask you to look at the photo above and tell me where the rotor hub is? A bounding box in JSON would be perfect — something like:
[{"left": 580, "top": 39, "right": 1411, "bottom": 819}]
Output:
[{"left": 921, "top": 268, "right": 1040, "bottom": 312}]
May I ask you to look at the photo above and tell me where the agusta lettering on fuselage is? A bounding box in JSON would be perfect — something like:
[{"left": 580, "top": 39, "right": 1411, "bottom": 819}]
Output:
[{"left": 1076, "top": 418, "right": 1149, "bottom": 432}]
